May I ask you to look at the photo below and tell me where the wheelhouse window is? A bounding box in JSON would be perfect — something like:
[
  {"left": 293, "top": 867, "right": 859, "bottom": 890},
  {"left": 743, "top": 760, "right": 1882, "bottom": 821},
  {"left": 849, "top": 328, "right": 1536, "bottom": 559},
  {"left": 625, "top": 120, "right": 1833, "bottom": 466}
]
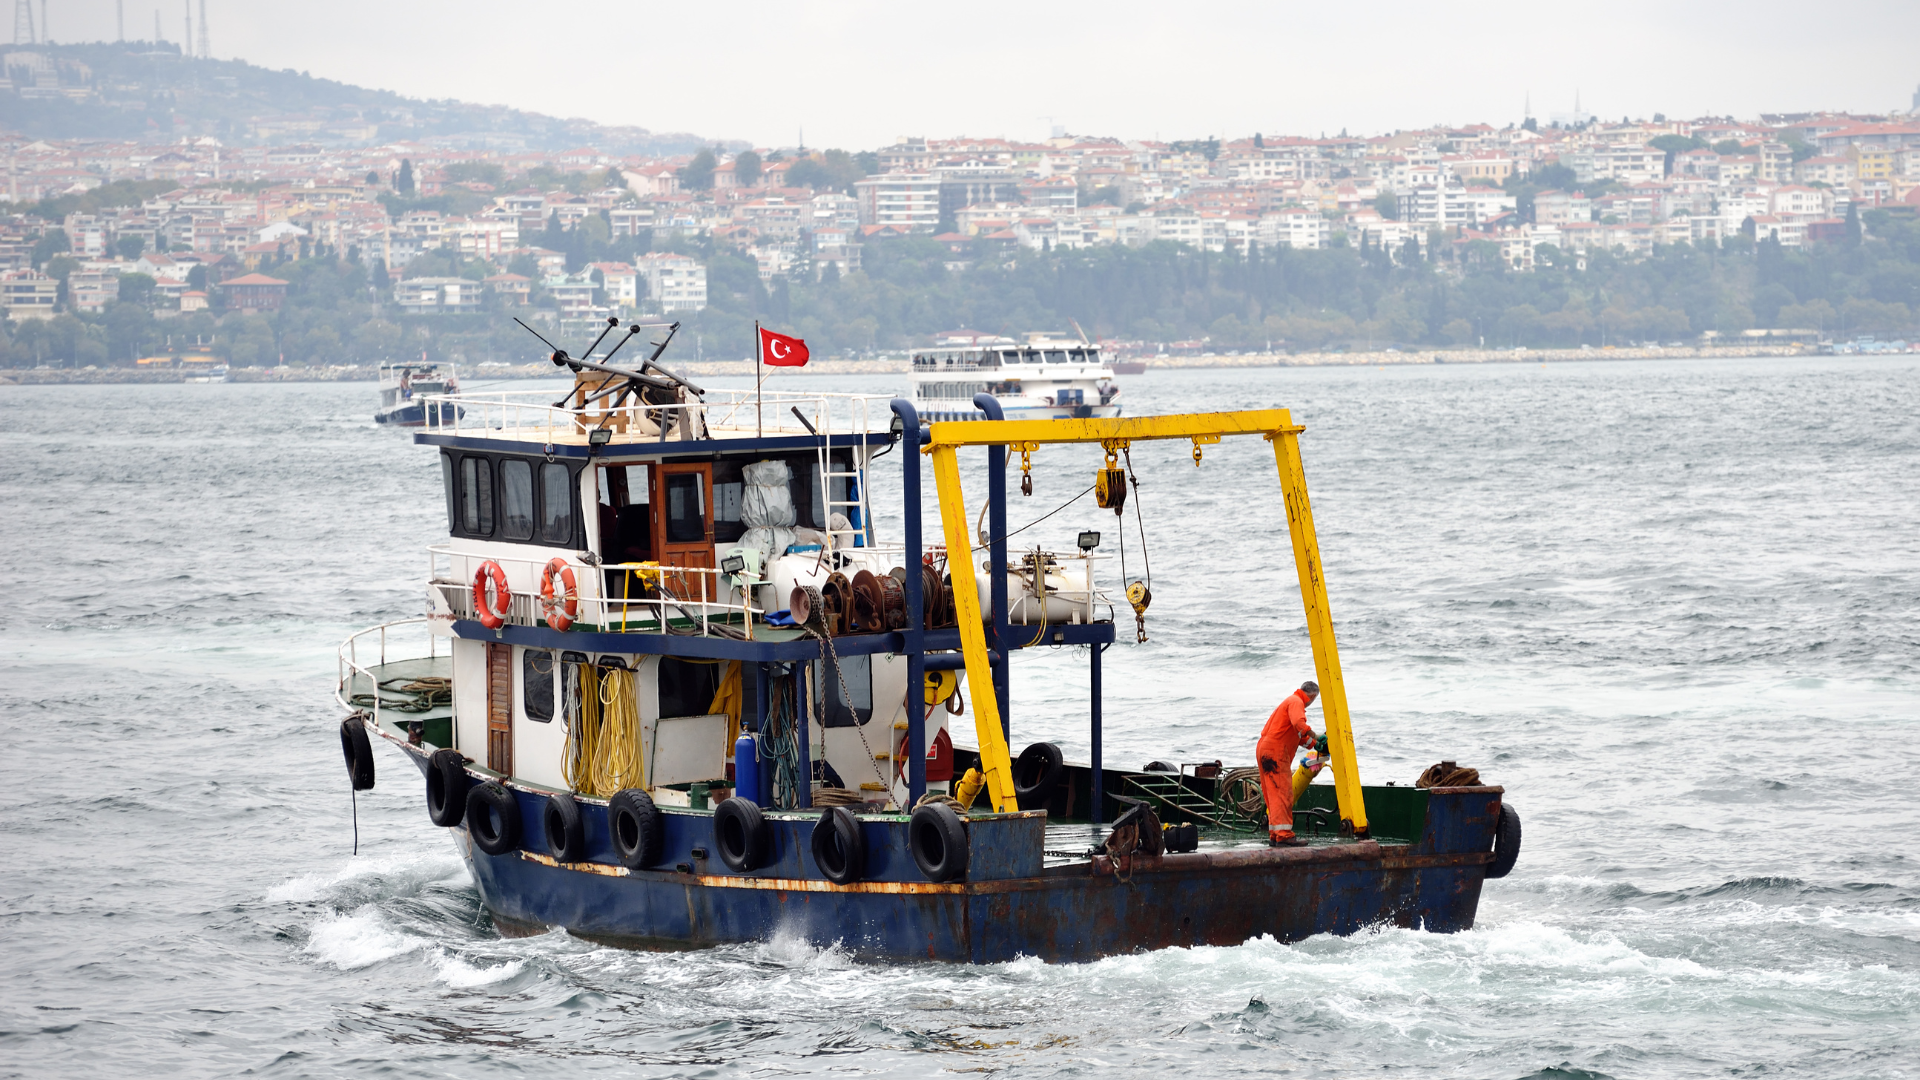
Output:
[
  {"left": 500, "top": 459, "right": 534, "bottom": 540},
  {"left": 540, "top": 462, "right": 575, "bottom": 544},
  {"left": 459, "top": 456, "right": 493, "bottom": 535}
]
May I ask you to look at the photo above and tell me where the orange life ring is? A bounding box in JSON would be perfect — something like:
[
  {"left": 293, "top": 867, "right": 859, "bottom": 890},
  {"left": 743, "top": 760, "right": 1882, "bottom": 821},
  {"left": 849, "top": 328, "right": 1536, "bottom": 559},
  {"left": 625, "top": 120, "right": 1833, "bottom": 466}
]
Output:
[
  {"left": 539, "top": 557, "right": 579, "bottom": 631},
  {"left": 472, "top": 560, "right": 511, "bottom": 629}
]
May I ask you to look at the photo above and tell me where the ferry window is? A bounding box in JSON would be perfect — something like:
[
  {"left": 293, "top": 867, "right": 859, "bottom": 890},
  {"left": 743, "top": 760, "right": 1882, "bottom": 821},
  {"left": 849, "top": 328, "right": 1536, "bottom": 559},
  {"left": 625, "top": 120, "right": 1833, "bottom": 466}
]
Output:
[
  {"left": 1001, "top": 350, "right": 1021, "bottom": 364},
  {"left": 459, "top": 456, "right": 493, "bottom": 535},
  {"left": 540, "top": 462, "right": 574, "bottom": 543},
  {"left": 658, "top": 656, "right": 721, "bottom": 719},
  {"left": 523, "top": 649, "right": 556, "bottom": 723},
  {"left": 1045, "top": 350, "right": 1066, "bottom": 364},
  {"left": 665, "top": 473, "right": 705, "bottom": 542},
  {"left": 440, "top": 453, "right": 456, "bottom": 532},
  {"left": 815, "top": 653, "right": 872, "bottom": 727},
  {"left": 500, "top": 459, "right": 534, "bottom": 540}
]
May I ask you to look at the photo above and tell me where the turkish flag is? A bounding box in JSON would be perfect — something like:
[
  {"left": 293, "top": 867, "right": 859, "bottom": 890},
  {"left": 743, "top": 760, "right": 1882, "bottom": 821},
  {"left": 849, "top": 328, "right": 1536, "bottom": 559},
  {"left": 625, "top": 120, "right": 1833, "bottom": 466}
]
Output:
[{"left": 759, "top": 327, "right": 810, "bottom": 367}]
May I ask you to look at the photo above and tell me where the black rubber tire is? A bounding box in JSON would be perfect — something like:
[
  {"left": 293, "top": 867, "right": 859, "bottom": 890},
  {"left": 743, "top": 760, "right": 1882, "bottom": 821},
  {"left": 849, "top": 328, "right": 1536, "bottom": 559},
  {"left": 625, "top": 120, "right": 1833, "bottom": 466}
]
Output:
[
  {"left": 340, "top": 717, "right": 375, "bottom": 791},
  {"left": 810, "top": 806, "right": 866, "bottom": 885},
  {"left": 1013, "top": 741, "right": 1065, "bottom": 809},
  {"left": 543, "top": 791, "right": 586, "bottom": 864},
  {"left": 1143, "top": 760, "right": 1176, "bottom": 773},
  {"left": 608, "top": 788, "right": 664, "bottom": 871},
  {"left": 1165, "top": 822, "right": 1200, "bottom": 854},
  {"left": 1486, "top": 803, "right": 1522, "bottom": 879},
  {"left": 426, "top": 748, "right": 469, "bottom": 827},
  {"left": 714, "top": 796, "right": 772, "bottom": 873},
  {"left": 466, "top": 781, "right": 521, "bottom": 856},
  {"left": 909, "top": 802, "right": 969, "bottom": 883}
]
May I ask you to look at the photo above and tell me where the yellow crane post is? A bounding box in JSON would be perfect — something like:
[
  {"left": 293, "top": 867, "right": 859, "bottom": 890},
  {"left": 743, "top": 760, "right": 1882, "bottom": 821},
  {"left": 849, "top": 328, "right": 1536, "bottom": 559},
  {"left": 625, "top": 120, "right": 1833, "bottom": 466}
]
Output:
[{"left": 924, "top": 410, "right": 1369, "bottom": 834}]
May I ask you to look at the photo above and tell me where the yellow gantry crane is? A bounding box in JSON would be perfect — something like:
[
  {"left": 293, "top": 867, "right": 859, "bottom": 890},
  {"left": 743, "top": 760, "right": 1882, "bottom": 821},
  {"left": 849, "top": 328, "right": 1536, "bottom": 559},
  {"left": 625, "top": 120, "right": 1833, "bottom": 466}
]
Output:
[{"left": 925, "top": 409, "right": 1370, "bottom": 836}]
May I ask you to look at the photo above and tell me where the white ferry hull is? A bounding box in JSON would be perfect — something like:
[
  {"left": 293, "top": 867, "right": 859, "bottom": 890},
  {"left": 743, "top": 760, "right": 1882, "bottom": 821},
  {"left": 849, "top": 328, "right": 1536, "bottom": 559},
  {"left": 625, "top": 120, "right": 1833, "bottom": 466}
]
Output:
[{"left": 919, "top": 404, "right": 1123, "bottom": 423}]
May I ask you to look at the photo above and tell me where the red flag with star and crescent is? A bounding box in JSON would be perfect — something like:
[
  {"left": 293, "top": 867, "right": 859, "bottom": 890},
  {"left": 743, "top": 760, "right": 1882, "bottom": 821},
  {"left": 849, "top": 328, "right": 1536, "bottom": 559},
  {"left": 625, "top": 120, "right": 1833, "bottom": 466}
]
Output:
[{"left": 759, "top": 327, "right": 810, "bottom": 367}]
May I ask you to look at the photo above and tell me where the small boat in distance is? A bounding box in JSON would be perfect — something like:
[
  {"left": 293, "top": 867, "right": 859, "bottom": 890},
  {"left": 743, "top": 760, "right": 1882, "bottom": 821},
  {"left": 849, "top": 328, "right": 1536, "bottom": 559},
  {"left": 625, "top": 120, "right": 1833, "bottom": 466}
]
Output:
[
  {"left": 1111, "top": 359, "right": 1148, "bottom": 375},
  {"left": 375, "top": 362, "right": 460, "bottom": 426},
  {"left": 913, "top": 332, "right": 1121, "bottom": 422}
]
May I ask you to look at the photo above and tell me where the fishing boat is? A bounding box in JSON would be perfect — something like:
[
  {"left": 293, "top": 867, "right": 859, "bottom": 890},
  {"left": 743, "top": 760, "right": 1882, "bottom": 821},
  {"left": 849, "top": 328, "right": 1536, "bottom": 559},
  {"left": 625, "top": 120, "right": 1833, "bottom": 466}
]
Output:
[
  {"left": 334, "top": 317, "right": 1520, "bottom": 963},
  {"left": 913, "top": 333, "right": 1121, "bottom": 423},
  {"left": 374, "top": 361, "right": 461, "bottom": 426}
]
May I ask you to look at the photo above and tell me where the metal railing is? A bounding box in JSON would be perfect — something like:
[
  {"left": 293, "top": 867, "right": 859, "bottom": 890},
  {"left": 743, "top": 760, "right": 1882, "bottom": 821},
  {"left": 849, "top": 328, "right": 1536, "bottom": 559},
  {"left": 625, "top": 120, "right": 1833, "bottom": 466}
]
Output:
[
  {"left": 335, "top": 618, "right": 441, "bottom": 733},
  {"left": 418, "top": 387, "right": 893, "bottom": 448},
  {"left": 430, "top": 545, "right": 764, "bottom": 638}
]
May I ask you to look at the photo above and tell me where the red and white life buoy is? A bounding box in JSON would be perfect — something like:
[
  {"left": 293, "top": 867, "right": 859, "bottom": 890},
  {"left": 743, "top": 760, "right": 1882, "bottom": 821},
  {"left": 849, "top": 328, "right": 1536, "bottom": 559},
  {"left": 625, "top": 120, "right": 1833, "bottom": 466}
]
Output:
[
  {"left": 472, "top": 560, "right": 511, "bottom": 629},
  {"left": 539, "top": 558, "right": 579, "bottom": 631}
]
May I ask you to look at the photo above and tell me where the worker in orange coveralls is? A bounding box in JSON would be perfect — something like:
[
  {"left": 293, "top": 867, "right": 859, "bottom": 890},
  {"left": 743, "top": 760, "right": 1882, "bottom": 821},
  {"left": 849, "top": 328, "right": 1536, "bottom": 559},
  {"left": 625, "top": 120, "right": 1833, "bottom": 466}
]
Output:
[{"left": 1257, "top": 681, "right": 1319, "bottom": 846}]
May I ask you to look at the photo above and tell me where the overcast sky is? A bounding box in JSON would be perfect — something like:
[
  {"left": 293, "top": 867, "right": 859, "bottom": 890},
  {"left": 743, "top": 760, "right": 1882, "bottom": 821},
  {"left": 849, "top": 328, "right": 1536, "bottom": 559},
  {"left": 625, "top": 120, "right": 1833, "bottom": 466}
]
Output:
[{"left": 38, "top": 0, "right": 1920, "bottom": 149}]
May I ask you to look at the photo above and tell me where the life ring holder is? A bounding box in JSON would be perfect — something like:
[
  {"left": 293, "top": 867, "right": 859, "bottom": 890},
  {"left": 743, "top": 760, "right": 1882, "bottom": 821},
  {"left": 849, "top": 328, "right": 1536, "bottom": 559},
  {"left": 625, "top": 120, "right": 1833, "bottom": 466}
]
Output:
[
  {"left": 472, "top": 560, "right": 511, "bottom": 629},
  {"left": 539, "top": 558, "right": 579, "bottom": 631}
]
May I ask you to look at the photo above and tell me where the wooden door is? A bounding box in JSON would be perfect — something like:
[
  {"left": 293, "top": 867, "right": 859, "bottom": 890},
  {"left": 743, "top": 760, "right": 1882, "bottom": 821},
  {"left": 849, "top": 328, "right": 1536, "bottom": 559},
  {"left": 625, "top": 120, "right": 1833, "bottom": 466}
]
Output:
[
  {"left": 486, "top": 642, "right": 513, "bottom": 775},
  {"left": 651, "top": 462, "right": 715, "bottom": 609}
]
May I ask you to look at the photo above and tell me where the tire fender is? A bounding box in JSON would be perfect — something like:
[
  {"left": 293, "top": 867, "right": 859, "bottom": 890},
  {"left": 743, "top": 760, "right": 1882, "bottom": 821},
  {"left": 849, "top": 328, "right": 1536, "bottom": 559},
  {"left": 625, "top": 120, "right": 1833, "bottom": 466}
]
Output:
[
  {"left": 339, "top": 716, "right": 375, "bottom": 791},
  {"left": 608, "top": 788, "right": 664, "bottom": 870},
  {"left": 1486, "top": 803, "right": 1522, "bottom": 880},
  {"left": 909, "top": 802, "right": 969, "bottom": 883},
  {"left": 1013, "top": 741, "right": 1065, "bottom": 809},
  {"left": 426, "top": 748, "right": 469, "bottom": 827},
  {"left": 810, "top": 805, "right": 866, "bottom": 885},
  {"left": 714, "top": 797, "right": 772, "bottom": 873},
  {"left": 543, "top": 791, "right": 586, "bottom": 863},
  {"left": 467, "top": 781, "right": 522, "bottom": 856}
]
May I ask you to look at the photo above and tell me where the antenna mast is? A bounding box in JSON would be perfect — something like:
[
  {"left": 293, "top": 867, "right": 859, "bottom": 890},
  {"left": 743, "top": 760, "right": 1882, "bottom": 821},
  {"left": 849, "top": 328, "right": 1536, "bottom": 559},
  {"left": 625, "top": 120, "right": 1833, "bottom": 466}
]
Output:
[
  {"left": 182, "top": 0, "right": 190, "bottom": 55},
  {"left": 13, "top": 0, "right": 32, "bottom": 45},
  {"left": 195, "top": 0, "right": 207, "bottom": 57}
]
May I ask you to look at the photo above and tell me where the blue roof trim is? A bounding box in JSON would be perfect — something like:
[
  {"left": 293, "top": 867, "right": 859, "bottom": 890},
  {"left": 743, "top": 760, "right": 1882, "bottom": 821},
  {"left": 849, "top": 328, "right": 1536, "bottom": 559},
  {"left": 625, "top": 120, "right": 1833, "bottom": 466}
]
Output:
[{"left": 416, "top": 432, "right": 895, "bottom": 458}]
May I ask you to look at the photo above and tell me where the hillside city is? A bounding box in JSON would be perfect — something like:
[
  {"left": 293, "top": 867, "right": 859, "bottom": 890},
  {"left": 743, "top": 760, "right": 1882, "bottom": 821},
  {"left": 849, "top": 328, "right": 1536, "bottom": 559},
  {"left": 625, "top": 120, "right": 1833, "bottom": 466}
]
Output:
[{"left": 3, "top": 44, "right": 1918, "bottom": 369}]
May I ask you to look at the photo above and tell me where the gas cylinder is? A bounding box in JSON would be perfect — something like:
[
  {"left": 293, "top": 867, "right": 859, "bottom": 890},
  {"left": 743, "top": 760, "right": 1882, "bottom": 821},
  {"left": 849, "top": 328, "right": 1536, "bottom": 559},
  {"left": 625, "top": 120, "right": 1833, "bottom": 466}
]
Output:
[{"left": 734, "top": 732, "right": 762, "bottom": 806}]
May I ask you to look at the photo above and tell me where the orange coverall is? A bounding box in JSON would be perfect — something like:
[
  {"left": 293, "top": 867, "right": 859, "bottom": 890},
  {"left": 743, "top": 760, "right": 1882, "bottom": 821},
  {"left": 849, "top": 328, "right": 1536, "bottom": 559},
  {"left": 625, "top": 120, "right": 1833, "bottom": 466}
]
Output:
[{"left": 1257, "top": 689, "right": 1316, "bottom": 839}]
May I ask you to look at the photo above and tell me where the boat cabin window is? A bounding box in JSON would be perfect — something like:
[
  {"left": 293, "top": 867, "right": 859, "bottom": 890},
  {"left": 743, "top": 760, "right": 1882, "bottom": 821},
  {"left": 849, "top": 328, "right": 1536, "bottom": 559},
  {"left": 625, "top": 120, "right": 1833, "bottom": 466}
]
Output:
[
  {"left": 1044, "top": 349, "right": 1067, "bottom": 364},
  {"left": 443, "top": 453, "right": 579, "bottom": 546},
  {"left": 664, "top": 473, "right": 705, "bottom": 543},
  {"left": 1001, "top": 350, "right": 1021, "bottom": 364},
  {"left": 523, "top": 648, "right": 556, "bottom": 723},
  {"left": 540, "top": 463, "right": 574, "bottom": 543},
  {"left": 658, "top": 656, "right": 721, "bottom": 719},
  {"left": 500, "top": 460, "right": 535, "bottom": 541},
  {"left": 459, "top": 456, "right": 493, "bottom": 535}
]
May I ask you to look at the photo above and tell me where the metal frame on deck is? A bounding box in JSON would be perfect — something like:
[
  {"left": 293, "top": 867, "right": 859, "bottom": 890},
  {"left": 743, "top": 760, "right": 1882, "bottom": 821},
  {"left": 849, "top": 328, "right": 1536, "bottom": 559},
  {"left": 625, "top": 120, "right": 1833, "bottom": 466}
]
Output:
[{"left": 920, "top": 402, "right": 1371, "bottom": 836}]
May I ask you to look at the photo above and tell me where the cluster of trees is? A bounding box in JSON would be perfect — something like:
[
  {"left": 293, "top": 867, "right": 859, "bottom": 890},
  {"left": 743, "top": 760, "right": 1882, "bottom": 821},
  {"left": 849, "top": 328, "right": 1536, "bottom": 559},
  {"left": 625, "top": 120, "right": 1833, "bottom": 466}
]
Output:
[{"left": 671, "top": 209, "right": 1920, "bottom": 358}]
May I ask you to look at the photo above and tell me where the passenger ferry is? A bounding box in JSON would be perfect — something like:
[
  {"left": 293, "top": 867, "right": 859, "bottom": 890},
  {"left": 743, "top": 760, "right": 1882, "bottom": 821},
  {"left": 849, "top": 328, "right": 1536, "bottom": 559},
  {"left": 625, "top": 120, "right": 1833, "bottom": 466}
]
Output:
[
  {"left": 913, "top": 334, "right": 1121, "bottom": 423},
  {"left": 374, "top": 362, "right": 461, "bottom": 426},
  {"left": 333, "top": 317, "right": 1519, "bottom": 963}
]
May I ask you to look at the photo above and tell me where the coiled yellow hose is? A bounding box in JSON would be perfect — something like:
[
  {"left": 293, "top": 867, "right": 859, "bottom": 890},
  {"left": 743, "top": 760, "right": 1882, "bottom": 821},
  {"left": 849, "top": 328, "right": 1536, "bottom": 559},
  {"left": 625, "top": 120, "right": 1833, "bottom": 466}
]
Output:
[{"left": 564, "top": 663, "right": 643, "bottom": 797}]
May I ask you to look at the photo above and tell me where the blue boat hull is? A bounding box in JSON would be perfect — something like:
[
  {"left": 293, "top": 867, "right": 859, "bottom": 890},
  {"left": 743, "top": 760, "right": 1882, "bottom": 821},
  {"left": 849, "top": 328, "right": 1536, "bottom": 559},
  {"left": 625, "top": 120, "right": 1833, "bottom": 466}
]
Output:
[{"left": 402, "top": 745, "right": 1501, "bottom": 963}]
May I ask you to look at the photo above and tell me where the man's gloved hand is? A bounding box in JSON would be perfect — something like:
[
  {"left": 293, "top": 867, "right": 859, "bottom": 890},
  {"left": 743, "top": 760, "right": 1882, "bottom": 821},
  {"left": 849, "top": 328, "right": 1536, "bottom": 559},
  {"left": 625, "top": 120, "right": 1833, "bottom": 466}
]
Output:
[{"left": 1315, "top": 733, "right": 1329, "bottom": 756}]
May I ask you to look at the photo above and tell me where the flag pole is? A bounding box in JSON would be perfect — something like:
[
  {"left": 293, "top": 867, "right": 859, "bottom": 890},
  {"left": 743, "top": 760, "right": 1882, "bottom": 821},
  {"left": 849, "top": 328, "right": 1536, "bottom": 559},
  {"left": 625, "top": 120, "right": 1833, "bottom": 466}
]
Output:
[{"left": 754, "top": 320, "right": 763, "bottom": 438}]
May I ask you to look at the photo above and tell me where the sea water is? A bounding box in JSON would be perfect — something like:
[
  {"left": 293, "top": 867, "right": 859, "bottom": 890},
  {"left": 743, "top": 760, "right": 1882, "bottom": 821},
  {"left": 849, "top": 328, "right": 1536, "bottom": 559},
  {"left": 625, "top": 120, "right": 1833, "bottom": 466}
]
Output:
[{"left": 2, "top": 356, "right": 1916, "bottom": 1078}]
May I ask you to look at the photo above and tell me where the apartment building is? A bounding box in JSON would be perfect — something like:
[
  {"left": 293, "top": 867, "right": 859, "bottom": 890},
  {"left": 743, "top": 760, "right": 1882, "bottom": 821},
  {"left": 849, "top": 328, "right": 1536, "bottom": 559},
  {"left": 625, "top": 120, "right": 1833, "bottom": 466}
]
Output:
[
  {"left": 635, "top": 252, "right": 707, "bottom": 313},
  {"left": 853, "top": 173, "right": 941, "bottom": 232}
]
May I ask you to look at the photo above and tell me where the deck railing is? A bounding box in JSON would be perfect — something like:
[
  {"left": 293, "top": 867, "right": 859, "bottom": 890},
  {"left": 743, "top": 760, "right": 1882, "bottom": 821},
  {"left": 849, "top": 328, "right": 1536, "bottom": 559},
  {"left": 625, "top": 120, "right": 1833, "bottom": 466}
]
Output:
[
  {"left": 429, "top": 545, "right": 764, "bottom": 638},
  {"left": 418, "top": 387, "right": 893, "bottom": 448},
  {"left": 336, "top": 617, "right": 440, "bottom": 732}
]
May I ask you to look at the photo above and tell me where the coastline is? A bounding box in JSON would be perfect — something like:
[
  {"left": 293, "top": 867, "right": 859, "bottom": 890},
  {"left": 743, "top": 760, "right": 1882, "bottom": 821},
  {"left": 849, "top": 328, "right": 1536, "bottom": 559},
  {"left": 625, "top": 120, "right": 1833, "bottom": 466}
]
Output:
[{"left": 0, "top": 343, "right": 1829, "bottom": 385}]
